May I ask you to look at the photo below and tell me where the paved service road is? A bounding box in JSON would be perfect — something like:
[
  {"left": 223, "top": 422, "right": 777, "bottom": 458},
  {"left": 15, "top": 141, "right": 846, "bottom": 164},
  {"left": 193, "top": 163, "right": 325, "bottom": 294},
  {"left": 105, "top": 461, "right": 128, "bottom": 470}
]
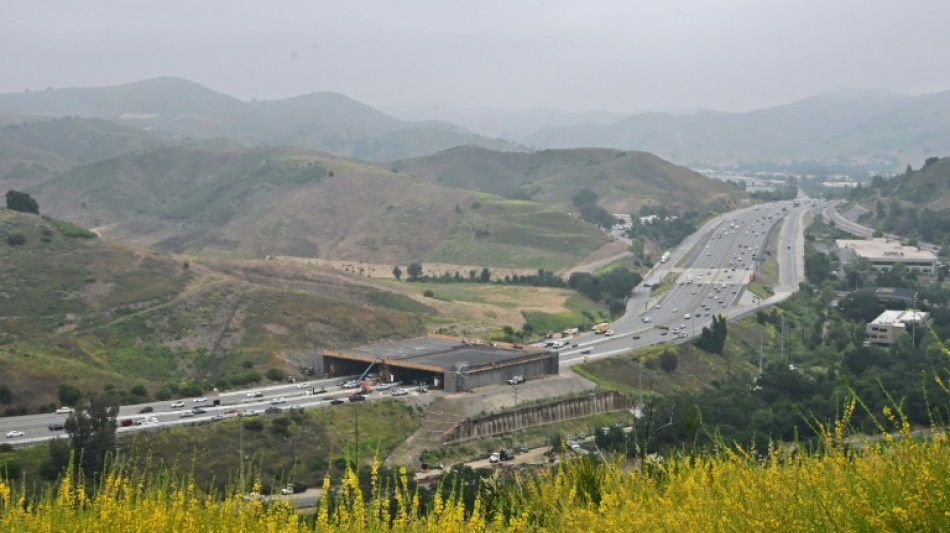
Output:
[{"left": 557, "top": 198, "right": 819, "bottom": 365}]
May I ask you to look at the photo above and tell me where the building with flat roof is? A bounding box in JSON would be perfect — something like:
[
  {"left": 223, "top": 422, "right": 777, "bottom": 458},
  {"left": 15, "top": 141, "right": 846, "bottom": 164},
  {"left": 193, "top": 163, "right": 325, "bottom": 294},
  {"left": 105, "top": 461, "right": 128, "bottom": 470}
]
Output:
[
  {"left": 860, "top": 287, "right": 917, "bottom": 306},
  {"left": 864, "top": 310, "right": 930, "bottom": 348},
  {"left": 319, "top": 335, "right": 558, "bottom": 393},
  {"left": 836, "top": 238, "right": 937, "bottom": 274}
]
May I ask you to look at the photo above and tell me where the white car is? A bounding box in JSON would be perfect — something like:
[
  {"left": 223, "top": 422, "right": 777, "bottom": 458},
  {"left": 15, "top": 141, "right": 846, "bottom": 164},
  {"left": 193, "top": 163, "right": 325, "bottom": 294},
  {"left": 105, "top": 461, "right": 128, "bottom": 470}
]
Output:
[
  {"left": 193, "top": 397, "right": 208, "bottom": 403},
  {"left": 391, "top": 388, "right": 409, "bottom": 396},
  {"left": 604, "top": 329, "right": 614, "bottom": 336},
  {"left": 170, "top": 401, "right": 185, "bottom": 408},
  {"left": 295, "top": 382, "right": 310, "bottom": 389},
  {"left": 55, "top": 406, "right": 74, "bottom": 414},
  {"left": 489, "top": 452, "right": 500, "bottom": 463},
  {"left": 6, "top": 431, "right": 25, "bottom": 438},
  {"left": 246, "top": 391, "right": 263, "bottom": 398},
  {"left": 271, "top": 397, "right": 286, "bottom": 404}
]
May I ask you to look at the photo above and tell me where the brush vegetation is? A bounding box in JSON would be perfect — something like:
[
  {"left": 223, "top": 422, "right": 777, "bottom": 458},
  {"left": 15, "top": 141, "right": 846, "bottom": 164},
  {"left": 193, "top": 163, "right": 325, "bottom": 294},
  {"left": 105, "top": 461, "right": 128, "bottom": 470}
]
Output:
[{"left": 1, "top": 414, "right": 948, "bottom": 531}]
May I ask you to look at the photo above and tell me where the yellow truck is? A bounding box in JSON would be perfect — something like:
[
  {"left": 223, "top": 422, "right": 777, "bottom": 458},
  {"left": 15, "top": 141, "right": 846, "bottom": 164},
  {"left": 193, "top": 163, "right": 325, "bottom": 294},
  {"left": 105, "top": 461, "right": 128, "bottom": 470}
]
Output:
[{"left": 593, "top": 322, "right": 611, "bottom": 334}]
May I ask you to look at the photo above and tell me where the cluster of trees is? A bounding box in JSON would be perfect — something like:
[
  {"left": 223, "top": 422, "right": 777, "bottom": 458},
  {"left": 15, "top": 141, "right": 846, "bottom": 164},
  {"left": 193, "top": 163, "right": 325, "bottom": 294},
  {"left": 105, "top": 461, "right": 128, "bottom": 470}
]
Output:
[
  {"left": 695, "top": 315, "right": 727, "bottom": 354},
  {"left": 571, "top": 188, "right": 615, "bottom": 229},
  {"left": 394, "top": 263, "right": 566, "bottom": 288},
  {"left": 393, "top": 261, "right": 641, "bottom": 319},
  {"left": 5, "top": 190, "right": 39, "bottom": 214},
  {"left": 626, "top": 205, "right": 702, "bottom": 252},
  {"left": 637, "top": 279, "right": 950, "bottom": 455},
  {"left": 568, "top": 267, "right": 642, "bottom": 316}
]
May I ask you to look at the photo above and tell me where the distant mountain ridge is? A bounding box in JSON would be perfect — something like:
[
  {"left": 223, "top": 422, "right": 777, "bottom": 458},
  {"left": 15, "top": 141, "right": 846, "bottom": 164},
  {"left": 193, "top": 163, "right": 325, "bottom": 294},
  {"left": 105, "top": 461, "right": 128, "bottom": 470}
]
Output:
[
  {"left": 0, "top": 77, "right": 524, "bottom": 160},
  {"left": 524, "top": 89, "right": 948, "bottom": 169}
]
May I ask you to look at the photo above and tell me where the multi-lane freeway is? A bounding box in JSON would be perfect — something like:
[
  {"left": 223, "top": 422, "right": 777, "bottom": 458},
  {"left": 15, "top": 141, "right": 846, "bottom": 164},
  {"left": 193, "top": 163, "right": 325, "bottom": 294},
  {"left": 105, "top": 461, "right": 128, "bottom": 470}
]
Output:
[
  {"left": 557, "top": 199, "right": 818, "bottom": 364},
  {"left": 2, "top": 199, "right": 820, "bottom": 445},
  {"left": 0, "top": 374, "right": 401, "bottom": 447}
]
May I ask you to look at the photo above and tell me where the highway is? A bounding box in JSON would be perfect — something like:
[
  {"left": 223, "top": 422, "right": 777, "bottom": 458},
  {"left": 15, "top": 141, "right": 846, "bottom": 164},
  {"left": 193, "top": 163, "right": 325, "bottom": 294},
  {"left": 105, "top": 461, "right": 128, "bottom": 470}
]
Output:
[
  {"left": 821, "top": 201, "right": 939, "bottom": 252},
  {"left": 2, "top": 199, "right": 819, "bottom": 445},
  {"left": 0, "top": 373, "right": 417, "bottom": 447},
  {"left": 557, "top": 199, "right": 818, "bottom": 365}
]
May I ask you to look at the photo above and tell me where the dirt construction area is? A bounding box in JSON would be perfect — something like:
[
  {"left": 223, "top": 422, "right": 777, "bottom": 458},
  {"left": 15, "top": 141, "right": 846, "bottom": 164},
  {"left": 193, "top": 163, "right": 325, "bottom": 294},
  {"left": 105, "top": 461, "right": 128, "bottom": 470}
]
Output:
[{"left": 386, "top": 372, "right": 595, "bottom": 469}]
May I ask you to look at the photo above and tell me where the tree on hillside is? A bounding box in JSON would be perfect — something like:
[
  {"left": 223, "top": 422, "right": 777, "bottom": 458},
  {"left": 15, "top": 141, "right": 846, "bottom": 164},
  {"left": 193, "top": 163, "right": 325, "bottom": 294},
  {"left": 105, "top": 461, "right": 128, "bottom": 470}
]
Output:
[
  {"left": 696, "top": 315, "right": 727, "bottom": 355},
  {"left": 805, "top": 249, "right": 831, "bottom": 284},
  {"left": 5, "top": 190, "right": 39, "bottom": 214},
  {"left": 392, "top": 266, "right": 402, "bottom": 281},
  {"left": 65, "top": 394, "right": 119, "bottom": 477},
  {"left": 58, "top": 383, "right": 82, "bottom": 406},
  {"left": 406, "top": 262, "right": 423, "bottom": 281}
]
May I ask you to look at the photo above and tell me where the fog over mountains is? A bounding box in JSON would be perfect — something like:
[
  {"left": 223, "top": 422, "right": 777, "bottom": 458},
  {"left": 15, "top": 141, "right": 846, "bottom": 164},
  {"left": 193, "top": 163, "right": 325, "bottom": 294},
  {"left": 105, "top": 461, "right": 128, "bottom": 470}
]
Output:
[{"left": 0, "top": 78, "right": 947, "bottom": 172}]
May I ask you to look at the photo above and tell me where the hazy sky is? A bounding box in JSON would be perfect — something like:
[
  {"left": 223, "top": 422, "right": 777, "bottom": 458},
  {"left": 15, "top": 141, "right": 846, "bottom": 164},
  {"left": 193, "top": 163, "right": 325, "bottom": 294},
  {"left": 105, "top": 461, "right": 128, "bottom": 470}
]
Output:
[{"left": 3, "top": 0, "right": 949, "bottom": 113}]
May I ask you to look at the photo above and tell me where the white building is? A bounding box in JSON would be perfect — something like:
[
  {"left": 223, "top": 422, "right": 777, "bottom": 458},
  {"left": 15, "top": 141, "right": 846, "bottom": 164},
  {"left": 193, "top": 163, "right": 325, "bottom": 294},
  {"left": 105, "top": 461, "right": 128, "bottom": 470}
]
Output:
[
  {"left": 864, "top": 310, "right": 930, "bottom": 347},
  {"left": 836, "top": 238, "right": 938, "bottom": 274}
]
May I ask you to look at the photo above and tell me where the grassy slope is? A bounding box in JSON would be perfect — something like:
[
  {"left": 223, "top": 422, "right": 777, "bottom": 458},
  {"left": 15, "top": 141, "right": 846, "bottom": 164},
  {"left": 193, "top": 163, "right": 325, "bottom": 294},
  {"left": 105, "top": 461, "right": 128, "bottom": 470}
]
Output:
[
  {"left": 0, "top": 209, "right": 429, "bottom": 412},
  {"left": 395, "top": 145, "right": 746, "bottom": 215},
  {"left": 0, "top": 209, "right": 602, "bottom": 413},
  {"left": 29, "top": 145, "right": 607, "bottom": 269}
]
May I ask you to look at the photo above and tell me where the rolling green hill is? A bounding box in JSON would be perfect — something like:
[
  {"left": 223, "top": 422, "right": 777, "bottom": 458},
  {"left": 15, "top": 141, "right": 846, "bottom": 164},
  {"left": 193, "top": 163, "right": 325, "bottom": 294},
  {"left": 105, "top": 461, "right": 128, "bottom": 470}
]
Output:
[
  {"left": 28, "top": 145, "right": 609, "bottom": 270},
  {"left": 0, "top": 208, "right": 431, "bottom": 412},
  {"left": 0, "top": 77, "right": 522, "bottom": 160},
  {"left": 394, "top": 145, "right": 745, "bottom": 215},
  {"left": 850, "top": 156, "right": 950, "bottom": 244}
]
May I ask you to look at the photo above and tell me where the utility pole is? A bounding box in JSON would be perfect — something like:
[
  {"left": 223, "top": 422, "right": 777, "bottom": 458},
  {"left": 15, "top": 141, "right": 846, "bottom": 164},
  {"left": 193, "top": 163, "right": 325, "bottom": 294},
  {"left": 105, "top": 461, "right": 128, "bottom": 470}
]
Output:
[
  {"left": 239, "top": 414, "right": 245, "bottom": 492},
  {"left": 759, "top": 328, "right": 764, "bottom": 374},
  {"left": 511, "top": 384, "right": 519, "bottom": 447},
  {"left": 912, "top": 292, "right": 917, "bottom": 346},
  {"left": 780, "top": 316, "right": 785, "bottom": 364},
  {"left": 354, "top": 404, "right": 360, "bottom": 461}
]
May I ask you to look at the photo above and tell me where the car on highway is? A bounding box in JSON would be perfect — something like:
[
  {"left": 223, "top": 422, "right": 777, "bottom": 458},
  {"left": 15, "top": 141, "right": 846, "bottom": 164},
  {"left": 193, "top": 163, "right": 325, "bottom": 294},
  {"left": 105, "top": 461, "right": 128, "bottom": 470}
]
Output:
[
  {"left": 632, "top": 334, "right": 641, "bottom": 339},
  {"left": 192, "top": 407, "right": 207, "bottom": 414},
  {"left": 281, "top": 483, "right": 307, "bottom": 495},
  {"left": 138, "top": 406, "right": 154, "bottom": 413},
  {"left": 6, "top": 430, "right": 25, "bottom": 438},
  {"left": 330, "top": 399, "right": 345, "bottom": 405},
  {"left": 349, "top": 394, "right": 366, "bottom": 402},
  {"left": 489, "top": 452, "right": 500, "bottom": 463},
  {"left": 246, "top": 391, "right": 263, "bottom": 398},
  {"left": 604, "top": 329, "right": 614, "bottom": 336},
  {"left": 48, "top": 422, "right": 65, "bottom": 431},
  {"left": 211, "top": 414, "right": 226, "bottom": 422},
  {"left": 170, "top": 401, "right": 185, "bottom": 408},
  {"left": 265, "top": 406, "right": 282, "bottom": 414},
  {"left": 193, "top": 397, "right": 208, "bottom": 403},
  {"left": 178, "top": 411, "right": 194, "bottom": 418},
  {"left": 507, "top": 375, "right": 525, "bottom": 385},
  {"left": 341, "top": 380, "right": 359, "bottom": 388},
  {"left": 271, "top": 396, "right": 287, "bottom": 404},
  {"left": 55, "top": 406, "right": 74, "bottom": 414},
  {"left": 295, "top": 382, "right": 310, "bottom": 389},
  {"left": 391, "top": 388, "right": 409, "bottom": 396}
]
